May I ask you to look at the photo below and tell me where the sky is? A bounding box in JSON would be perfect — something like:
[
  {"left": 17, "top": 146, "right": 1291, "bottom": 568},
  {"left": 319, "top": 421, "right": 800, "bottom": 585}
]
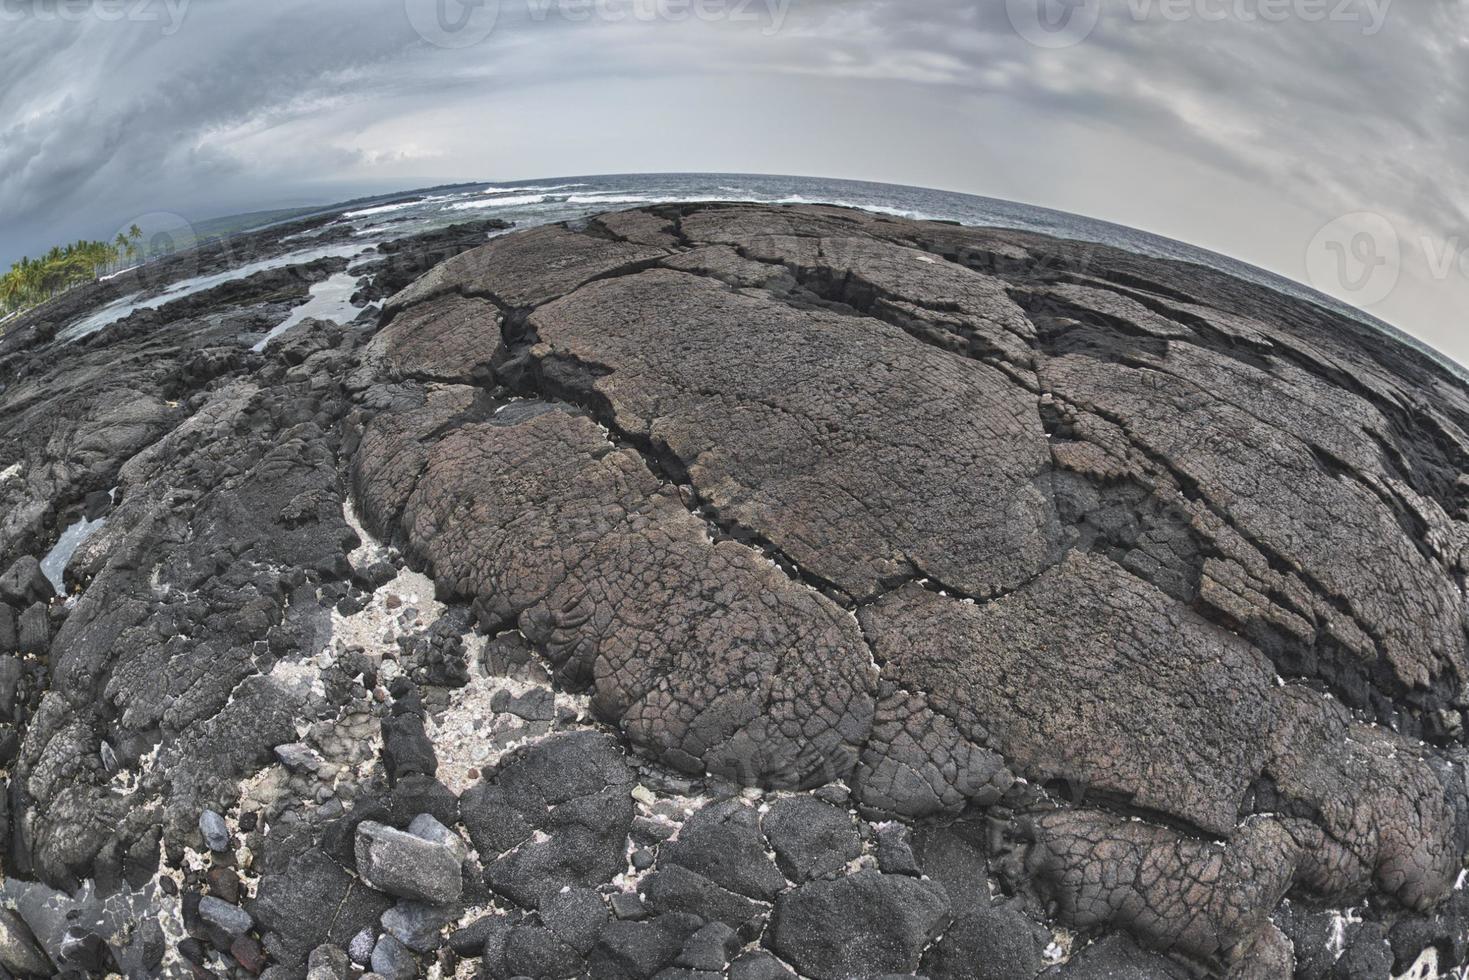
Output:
[{"left": 2, "top": 0, "right": 1467, "bottom": 362}]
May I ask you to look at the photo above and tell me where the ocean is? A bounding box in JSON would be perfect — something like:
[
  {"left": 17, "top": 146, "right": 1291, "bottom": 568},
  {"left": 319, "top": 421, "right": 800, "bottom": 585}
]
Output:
[{"left": 65, "top": 172, "right": 1462, "bottom": 379}]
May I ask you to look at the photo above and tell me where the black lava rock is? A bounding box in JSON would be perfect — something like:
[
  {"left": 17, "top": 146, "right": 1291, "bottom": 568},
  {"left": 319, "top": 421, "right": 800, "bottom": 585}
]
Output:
[
  {"left": 762, "top": 796, "right": 862, "bottom": 882},
  {"left": 769, "top": 870, "right": 951, "bottom": 979},
  {"left": 16, "top": 602, "right": 47, "bottom": 654},
  {"left": 382, "top": 713, "right": 438, "bottom": 781},
  {"left": 0, "top": 557, "right": 52, "bottom": 609}
]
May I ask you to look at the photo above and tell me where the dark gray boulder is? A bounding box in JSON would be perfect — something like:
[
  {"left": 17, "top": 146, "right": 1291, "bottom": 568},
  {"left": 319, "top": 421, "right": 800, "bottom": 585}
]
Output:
[
  {"left": 251, "top": 848, "right": 394, "bottom": 968},
  {"left": 307, "top": 943, "right": 352, "bottom": 980},
  {"left": 15, "top": 602, "right": 47, "bottom": 654},
  {"left": 540, "top": 886, "right": 607, "bottom": 955},
  {"left": 381, "top": 900, "right": 452, "bottom": 953},
  {"left": 762, "top": 796, "right": 862, "bottom": 882},
  {"left": 371, "top": 931, "right": 418, "bottom": 980},
  {"left": 0, "top": 557, "right": 52, "bottom": 609},
  {"left": 198, "top": 895, "right": 253, "bottom": 936},
  {"left": 0, "top": 605, "right": 16, "bottom": 652},
  {"left": 641, "top": 862, "right": 769, "bottom": 931},
  {"left": 462, "top": 732, "right": 634, "bottom": 909},
  {"left": 675, "top": 921, "right": 740, "bottom": 972},
  {"left": 769, "top": 870, "right": 951, "bottom": 979},
  {"left": 0, "top": 907, "right": 52, "bottom": 976},
  {"left": 0, "top": 655, "right": 22, "bottom": 722},
  {"left": 355, "top": 821, "right": 463, "bottom": 906},
  {"left": 502, "top": 921, "right": 585, "bottom": 978},
  {"left": 923, "top": 902, "right": 1049, "bottom": 980},
  {"left": 660, "top": 800, "right": 785, "bottom": 900},
  {"left": 586, "top": 913, "right": 704, "bottom": 980}
]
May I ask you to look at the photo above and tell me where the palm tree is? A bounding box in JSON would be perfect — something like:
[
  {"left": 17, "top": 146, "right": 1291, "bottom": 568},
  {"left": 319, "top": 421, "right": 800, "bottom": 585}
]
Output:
[
  {"left": 0, "top": 273, "right": 20, "bottom": 311},
  {"left": 0, "top": 235, "right": 136, "bottom": 315}
]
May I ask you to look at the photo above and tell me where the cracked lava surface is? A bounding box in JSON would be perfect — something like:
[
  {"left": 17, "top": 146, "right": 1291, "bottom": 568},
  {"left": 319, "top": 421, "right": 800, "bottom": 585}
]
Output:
[{"left": 0, "top": 203, "right": 1465, "bottom": 979}]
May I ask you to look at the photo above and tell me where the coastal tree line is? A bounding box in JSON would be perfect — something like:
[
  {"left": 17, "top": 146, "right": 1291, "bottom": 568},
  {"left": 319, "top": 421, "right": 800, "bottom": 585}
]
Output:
[{"left": 0, "top": 225, "right": 144, "bottom": 318}]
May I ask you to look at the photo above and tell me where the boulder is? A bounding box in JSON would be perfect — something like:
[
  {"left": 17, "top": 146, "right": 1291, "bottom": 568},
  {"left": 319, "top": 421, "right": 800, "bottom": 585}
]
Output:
[
  {"left": 354, "top": 821, "right": 463, "bottom": 906},
  {"left": 198, "top": 895, "right": 254, "bottom": 937},
  {"left": 462, "top": 733, "right": 633, "bottom": 908},
  {"left": 769, "top": 871, "right": 950, "bottom": 979},
  {"left": 0, "top": 557, "right": 51, "bottom": 609},
  {"left": 0, "top": 907, "right": 52, "bottom": 977},
  {"left": 762, "top": 796, "right": 862, "bottom": 882},
  {"left": 15, "top": 602, "right": 47, "bottom": 654}
]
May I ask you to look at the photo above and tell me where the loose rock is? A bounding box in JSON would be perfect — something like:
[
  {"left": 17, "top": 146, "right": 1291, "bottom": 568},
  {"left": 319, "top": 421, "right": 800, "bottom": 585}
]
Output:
[
  {"left": 354, "top": 821, "right": 463, "bottom": 906},
  {"left": 0, "top": 907, "right": 52, "bottom": 976},
  {"left": 200, "top": 809, "right": 231, "bottom": 852},
  {"left": 199, "top": 895, "right": 254, "bottom": 936}
]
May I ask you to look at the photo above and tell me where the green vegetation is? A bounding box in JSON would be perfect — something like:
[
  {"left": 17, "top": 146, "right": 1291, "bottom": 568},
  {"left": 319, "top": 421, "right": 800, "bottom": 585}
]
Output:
[{"left": 0, "top": 225, "right": 143, "bottom": 318}]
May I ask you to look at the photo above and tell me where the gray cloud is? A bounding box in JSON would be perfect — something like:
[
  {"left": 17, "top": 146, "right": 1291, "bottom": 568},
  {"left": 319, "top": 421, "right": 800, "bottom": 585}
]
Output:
[{"left": 3, "top": 0, "right": 1467, "bottom": 360}]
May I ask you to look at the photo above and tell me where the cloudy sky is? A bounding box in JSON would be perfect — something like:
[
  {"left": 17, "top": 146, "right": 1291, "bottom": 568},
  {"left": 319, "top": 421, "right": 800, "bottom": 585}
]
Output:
[{"left": 3, "top": 0, "right": 1467, "bottom": 361}]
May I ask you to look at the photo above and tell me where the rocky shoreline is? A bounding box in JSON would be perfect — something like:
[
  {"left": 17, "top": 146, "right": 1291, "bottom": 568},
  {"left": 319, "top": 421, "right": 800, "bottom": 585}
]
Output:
[{"left": 0, "top": 202, "right": 1465, "bottom": 979}]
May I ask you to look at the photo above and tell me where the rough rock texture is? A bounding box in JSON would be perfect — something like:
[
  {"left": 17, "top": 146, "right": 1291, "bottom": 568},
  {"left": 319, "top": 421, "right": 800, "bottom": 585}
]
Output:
[
  {"left": 0, "top": 201, "right": 1465, "bottom": 979},
  {"left": 529, "top": 266, "right": 1059, "bottom": 602},
  {"left": 462, "top": 731, "right": 635, "bottom": 908},
  {"left": 769, "top": 869, "right": 951, "bottom": 978}
]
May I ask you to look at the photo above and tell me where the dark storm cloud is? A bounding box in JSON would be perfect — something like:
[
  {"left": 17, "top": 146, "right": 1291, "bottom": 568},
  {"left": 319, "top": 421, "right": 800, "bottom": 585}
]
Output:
[
  {"left": 1, "top": 0, "right": 1466, "bottom": 358},
  {"left": 0, "top": 2, "right": 416, "bottom": 225}
]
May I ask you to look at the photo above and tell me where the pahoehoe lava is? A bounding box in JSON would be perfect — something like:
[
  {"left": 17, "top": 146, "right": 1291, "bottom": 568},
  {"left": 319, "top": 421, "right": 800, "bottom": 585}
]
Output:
[{"left": 0, "top": 202, "right": 1465, "bottom": 979}]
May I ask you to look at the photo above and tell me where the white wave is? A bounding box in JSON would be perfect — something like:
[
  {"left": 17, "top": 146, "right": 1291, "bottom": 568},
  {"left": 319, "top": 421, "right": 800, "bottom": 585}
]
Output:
[
  {"left": 463, "top": 187, "right": 934, "bottom": 224},
  {"left": 448, "top": 194, "right": 548, "bottom": 210},
  {"left": 564, "top": 194, "right": 659, "bottom": 205},
  {"left": 561, "top": 190, "right": 938, "bottom": 224},
  {"left": 570, "top": 193, "right": 779, "bottom": 207},
  {"left": 345, "top": 194, "right": 458, "bottom": 219},
  {"left": 565, "top": 192, "right": 820, "bottom": 208},
  {"left": 481, "top": 183, "right": 587, "bottom": 195},
  {"left": 813, "top": 198, "right": 931, "bottom": 220},
  {"left": 344, "top": 201, "right": 417, "bottom": 219}
]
